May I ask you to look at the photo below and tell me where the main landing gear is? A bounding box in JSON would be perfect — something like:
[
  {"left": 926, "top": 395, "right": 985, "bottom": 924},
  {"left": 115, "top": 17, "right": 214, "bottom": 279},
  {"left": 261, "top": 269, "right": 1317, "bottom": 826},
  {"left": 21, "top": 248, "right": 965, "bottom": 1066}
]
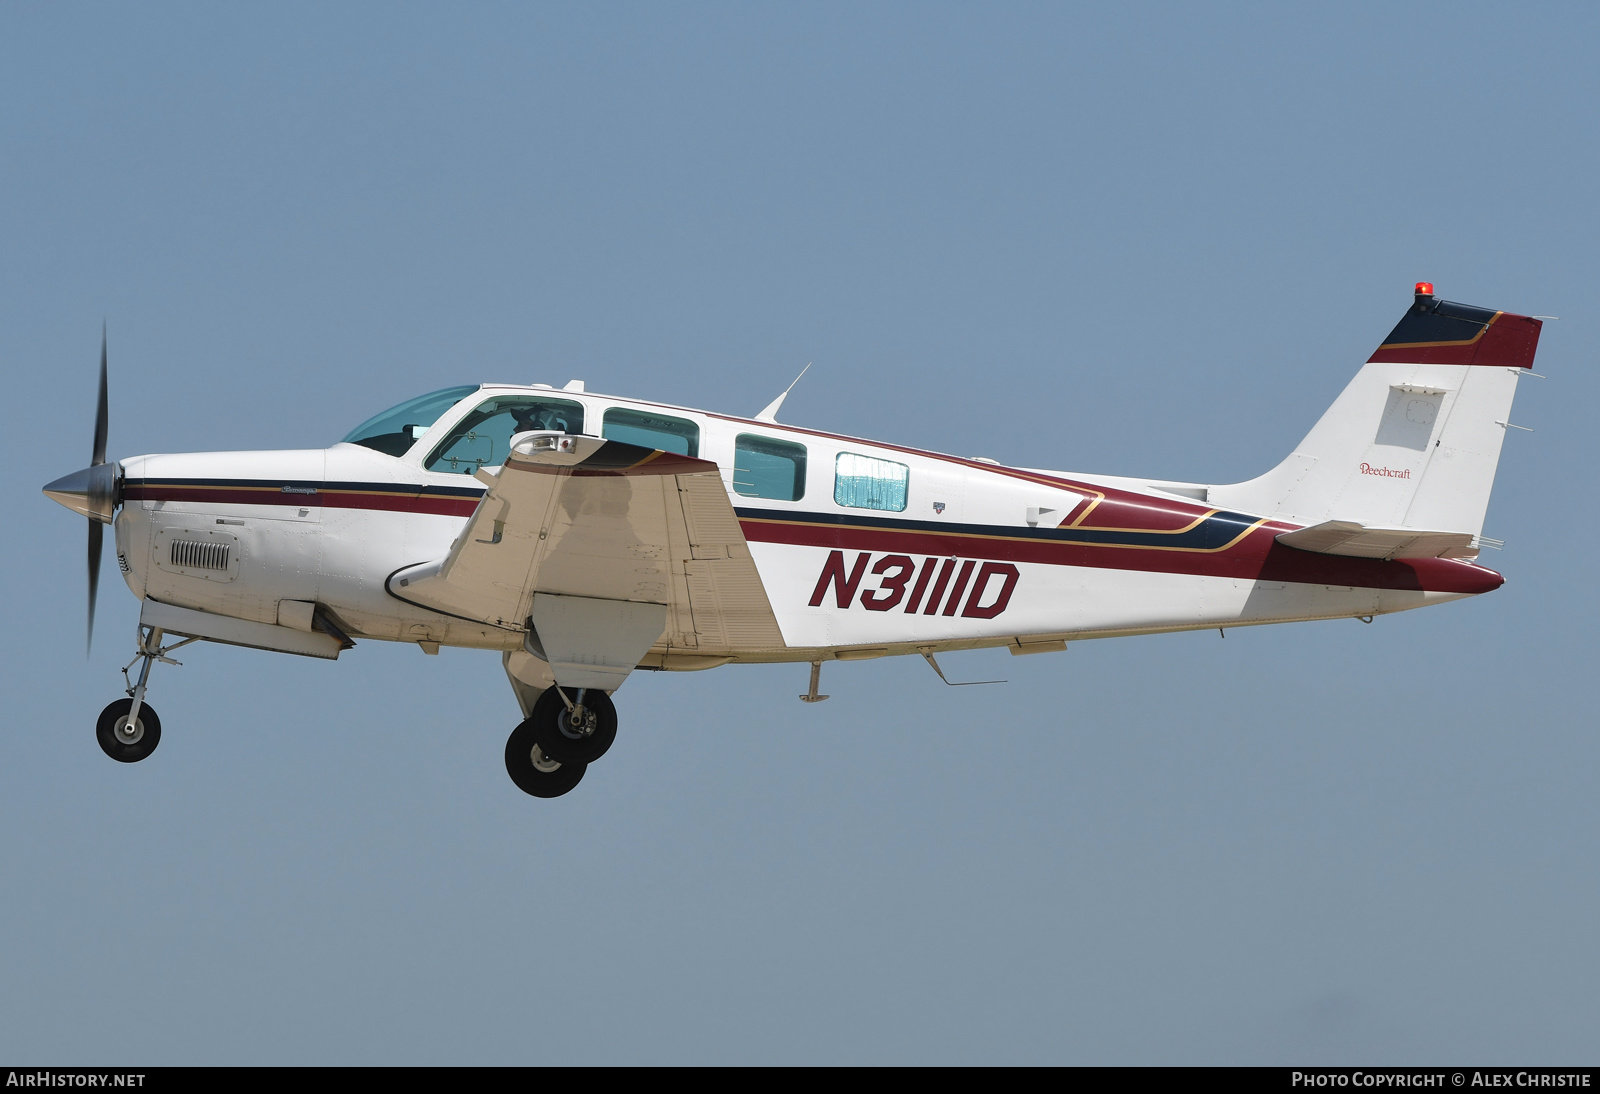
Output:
[
  {"left": 97, "top": 624, "right": 195, "bottom": 763},
  {"left": 504, "top": 686, "right": 619, "bottom": 798}
]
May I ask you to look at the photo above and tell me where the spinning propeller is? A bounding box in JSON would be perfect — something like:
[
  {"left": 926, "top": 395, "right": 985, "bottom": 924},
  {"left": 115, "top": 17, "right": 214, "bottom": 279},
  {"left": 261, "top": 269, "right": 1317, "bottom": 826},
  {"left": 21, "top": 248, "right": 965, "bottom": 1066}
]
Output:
[{"left": 42, "top": 328, "right": 123, "bottom": 652}]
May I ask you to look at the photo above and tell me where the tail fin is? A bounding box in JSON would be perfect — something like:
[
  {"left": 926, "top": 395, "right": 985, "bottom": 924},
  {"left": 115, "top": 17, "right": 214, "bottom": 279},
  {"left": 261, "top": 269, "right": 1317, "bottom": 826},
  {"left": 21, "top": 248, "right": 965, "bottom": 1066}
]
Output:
[{"left": 1209, "top": 284, "right": 1542, "bottom": 539}]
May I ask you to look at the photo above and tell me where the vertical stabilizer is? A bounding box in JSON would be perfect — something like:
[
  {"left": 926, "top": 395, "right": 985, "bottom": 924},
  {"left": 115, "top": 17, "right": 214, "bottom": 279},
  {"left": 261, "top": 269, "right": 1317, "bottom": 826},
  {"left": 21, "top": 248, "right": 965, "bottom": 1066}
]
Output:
[{"left": 1208, "top": 285, "right": 1541, "bottom": 538}]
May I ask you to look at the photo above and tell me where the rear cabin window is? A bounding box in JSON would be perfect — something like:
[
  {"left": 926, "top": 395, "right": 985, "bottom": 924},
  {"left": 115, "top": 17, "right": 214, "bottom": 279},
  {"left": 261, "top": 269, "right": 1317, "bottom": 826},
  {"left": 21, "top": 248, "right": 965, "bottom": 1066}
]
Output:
[
  {"left": 602, "top": 408, "right": 700, "bottom": 457},
  {"left": 424, "top": 395, "right": 585, "bottom": 474},
  {"left": 834, "top": 452, "right": 909, "bottom": 512},
  {"left": 734, "top": 434, "right": 807, "bottom": 501}
]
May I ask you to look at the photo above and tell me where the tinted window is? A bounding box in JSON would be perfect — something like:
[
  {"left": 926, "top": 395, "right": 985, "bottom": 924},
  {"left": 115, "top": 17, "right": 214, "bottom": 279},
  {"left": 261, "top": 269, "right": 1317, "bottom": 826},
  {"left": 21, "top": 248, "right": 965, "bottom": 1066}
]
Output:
[
  {"left": 425, "top": 396, "right": 585, "bottom": 474},
  {"left": 734, "top": 434, "right": 807, "bottom": 501},
  {"left": 341, "top": 386, "right": 477, "bottom": 457},
  {"left": 602, "top": 407, "right": 699, "bottom": 457},
  {"left": 834, "top": 452, "right": 909, "bottom": 512}
]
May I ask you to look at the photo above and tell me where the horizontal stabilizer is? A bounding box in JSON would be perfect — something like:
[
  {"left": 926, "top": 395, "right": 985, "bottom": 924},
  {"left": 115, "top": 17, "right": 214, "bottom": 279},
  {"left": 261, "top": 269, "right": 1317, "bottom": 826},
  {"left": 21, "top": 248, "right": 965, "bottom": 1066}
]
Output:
[{"left": 1275, "top": 520, "right": 1477, "bottom": 561}]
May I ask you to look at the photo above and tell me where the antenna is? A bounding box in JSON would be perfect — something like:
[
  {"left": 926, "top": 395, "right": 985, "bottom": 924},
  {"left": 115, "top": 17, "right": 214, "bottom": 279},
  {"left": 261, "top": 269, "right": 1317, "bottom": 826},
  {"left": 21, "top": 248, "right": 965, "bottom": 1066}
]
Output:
[
  {"left": 920, "top": 651, "right": 1005, "bottom": 687},
  {"left": 754, "top": 362, "right": 811, "bottom": 423}
]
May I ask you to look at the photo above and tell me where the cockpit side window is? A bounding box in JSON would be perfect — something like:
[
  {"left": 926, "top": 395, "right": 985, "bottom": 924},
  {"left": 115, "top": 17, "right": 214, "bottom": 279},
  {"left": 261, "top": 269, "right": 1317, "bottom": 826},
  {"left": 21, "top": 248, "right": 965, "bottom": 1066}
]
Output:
[
  {"left": 424, "top": 396, "right": 585, "bottom": 474},
  {"left": 341, "top": 386, "right": 478, "bottom": 458},
  {"left": 601, "top": 407, "right": 700, "bottom": 457}
]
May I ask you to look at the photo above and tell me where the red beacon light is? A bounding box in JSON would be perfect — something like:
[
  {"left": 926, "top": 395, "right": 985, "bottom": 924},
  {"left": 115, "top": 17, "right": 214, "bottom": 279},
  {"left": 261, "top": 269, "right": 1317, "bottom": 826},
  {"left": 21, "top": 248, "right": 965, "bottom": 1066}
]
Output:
[{"left": 1415, "top": 281, "right": 1435, "bottom": 296}]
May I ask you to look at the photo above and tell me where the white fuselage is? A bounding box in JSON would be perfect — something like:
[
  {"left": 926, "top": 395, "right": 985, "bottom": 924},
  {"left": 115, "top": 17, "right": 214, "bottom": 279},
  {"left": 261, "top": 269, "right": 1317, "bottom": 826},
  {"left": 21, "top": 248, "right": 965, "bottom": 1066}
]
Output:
[{"left": 113, "top": 384, "right": 1496, "bottom": 669}]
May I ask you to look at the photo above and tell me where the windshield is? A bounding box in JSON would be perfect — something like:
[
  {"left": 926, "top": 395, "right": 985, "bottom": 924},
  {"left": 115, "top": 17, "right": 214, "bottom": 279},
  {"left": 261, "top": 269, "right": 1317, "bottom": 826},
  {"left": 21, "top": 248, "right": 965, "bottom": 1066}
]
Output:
[
  {"left": 424, "top": 395, "right": 585, "bottom": 474},
  {"left": 340, "top": 386, "right": 478, "bottom": 457}
]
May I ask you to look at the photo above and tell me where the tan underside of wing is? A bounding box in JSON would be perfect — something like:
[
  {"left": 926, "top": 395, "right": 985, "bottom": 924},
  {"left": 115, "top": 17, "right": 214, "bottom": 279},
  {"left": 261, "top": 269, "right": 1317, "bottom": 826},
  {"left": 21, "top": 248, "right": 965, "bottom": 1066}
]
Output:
[
  {"left": 392, "top": 436, "right": 784, "bottom": 654},
  {"left": 673, "top": 474, "right": 787, "bottom": 651}
]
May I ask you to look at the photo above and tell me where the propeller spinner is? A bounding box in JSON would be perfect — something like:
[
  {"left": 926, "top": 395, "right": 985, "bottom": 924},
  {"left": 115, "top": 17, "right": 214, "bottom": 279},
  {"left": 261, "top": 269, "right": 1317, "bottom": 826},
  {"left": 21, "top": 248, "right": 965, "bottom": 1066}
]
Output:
[{"left": 42, "top": 328, "right": 123, "bottom": 651}]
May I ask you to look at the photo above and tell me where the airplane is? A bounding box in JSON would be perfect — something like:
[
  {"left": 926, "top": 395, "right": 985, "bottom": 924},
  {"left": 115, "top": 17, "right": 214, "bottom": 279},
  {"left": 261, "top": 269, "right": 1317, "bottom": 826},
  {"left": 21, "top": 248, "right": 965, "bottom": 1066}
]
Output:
[{"left": 43, "top": 283, "right": 1543, "bottom": 797}]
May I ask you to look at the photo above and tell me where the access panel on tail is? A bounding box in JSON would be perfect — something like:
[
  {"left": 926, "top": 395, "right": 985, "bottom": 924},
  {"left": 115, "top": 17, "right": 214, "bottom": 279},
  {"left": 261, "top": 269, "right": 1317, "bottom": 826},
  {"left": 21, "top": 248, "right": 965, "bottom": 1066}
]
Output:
[{"left": 1209, "top": 284, "right": 1542, "bottom": 553}]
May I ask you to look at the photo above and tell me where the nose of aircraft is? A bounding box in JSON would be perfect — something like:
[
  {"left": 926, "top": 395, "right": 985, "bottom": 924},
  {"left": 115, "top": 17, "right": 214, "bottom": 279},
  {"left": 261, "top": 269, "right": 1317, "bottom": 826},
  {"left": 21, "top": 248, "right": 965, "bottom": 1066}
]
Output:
[{"left": 44, "top": 462, "right": 121, "bottom": 523}]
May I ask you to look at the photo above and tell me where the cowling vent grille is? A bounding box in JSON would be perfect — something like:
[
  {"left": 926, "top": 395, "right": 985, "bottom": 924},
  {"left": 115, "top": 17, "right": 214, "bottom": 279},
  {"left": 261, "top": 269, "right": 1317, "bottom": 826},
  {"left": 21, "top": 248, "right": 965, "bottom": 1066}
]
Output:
[{"left": 170, "top": 539, "right": 230, "bottom": 571}]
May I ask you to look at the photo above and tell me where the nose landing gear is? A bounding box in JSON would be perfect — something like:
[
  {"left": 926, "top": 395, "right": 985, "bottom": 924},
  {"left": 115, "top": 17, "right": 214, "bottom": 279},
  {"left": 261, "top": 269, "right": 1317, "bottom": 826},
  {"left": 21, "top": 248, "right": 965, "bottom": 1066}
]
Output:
[{"left": 96, "top": 624, "right": 195, "bottom": 764}]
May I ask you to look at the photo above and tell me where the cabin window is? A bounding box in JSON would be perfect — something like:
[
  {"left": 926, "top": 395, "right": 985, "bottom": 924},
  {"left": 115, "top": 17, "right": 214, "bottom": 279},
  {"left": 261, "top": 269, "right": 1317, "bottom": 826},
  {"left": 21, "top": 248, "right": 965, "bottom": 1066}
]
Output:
[
  {"left": 424, "top": 396, "right": 585, "bottom": 474},
  {"left": 602, "top": 408, "right": 700, "bottom": 457},
  {"left": 834, "top": 452, "right": 909, "bottom": 512},
  {"left": 341, "top": 386, "right": 478, "bottom": 458},
  {"left": 734, "top": 434, "right": 807, "bottom": 501}
]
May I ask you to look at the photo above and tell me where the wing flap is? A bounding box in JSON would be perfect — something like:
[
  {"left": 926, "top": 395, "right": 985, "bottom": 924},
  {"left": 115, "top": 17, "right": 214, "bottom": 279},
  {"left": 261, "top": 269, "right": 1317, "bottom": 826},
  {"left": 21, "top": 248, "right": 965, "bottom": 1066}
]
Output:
[
  {"left": 1275, "top": 520, "right": 1478, "bottom": 560},
  {"left": 670, "top": 474, "right": 786, "bottom": 651}
]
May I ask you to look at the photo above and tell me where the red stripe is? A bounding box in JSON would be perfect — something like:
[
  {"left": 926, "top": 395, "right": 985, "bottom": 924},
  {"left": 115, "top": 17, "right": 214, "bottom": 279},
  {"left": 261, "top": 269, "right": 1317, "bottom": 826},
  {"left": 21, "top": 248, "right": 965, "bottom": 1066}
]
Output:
[
  {"left": 123, "top": 485, "right": 480, "bottom": 518},
  {"left": 740, "top": 517, "right": 1503, "bottom": 595}
]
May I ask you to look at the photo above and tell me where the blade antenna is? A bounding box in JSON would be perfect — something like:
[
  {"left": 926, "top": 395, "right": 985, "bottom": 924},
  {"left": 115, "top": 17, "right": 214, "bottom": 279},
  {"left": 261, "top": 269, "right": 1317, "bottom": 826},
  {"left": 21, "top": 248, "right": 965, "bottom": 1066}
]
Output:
[{"left": 754, "top": 362, "right": 811, "bottom": 423}]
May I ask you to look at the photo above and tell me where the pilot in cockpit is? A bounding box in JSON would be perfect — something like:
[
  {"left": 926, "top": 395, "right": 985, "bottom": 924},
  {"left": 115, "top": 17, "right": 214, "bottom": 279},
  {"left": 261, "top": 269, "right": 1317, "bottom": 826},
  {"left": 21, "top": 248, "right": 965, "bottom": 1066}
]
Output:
[{"left": 511, "top": 403, "right": 577, "bottom": 435}]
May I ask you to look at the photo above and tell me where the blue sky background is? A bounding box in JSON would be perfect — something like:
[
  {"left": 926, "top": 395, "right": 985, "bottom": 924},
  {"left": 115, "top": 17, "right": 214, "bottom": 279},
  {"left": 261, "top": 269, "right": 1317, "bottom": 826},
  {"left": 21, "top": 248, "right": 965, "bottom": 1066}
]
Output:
[{"left": 2, "top": 2, "right": 1596, "bottom": 1064}]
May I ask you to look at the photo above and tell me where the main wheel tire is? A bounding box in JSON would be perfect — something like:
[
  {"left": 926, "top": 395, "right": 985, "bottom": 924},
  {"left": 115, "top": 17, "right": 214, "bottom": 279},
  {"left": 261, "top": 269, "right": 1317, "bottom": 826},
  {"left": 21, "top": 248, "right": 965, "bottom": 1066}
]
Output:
[
  {"left": 505, "top": 718, "right": 587, "bottom": 798},
  {"left": 96, "top": 698, "right": 161, "bottom": 763},
  {"left": 530, "top": 687, "right": 617, "bottom": 765}
]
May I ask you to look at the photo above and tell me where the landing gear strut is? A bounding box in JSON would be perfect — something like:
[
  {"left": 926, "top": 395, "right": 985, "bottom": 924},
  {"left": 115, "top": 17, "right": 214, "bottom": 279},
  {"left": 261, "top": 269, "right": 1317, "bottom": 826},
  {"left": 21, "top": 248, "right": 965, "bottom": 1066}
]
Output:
[
  {"left": 503, "top": 686, "right": 618, "bottom": 798},
  {"left": 97, "top": 624, "right": 195, "bottom": 764}
]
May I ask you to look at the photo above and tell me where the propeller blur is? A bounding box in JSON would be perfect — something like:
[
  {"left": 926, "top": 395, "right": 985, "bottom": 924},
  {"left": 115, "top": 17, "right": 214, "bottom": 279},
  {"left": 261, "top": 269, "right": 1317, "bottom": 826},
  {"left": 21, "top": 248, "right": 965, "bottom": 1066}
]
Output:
[{"left": 42, "top": 326, "right": 120, "bottom": 653}]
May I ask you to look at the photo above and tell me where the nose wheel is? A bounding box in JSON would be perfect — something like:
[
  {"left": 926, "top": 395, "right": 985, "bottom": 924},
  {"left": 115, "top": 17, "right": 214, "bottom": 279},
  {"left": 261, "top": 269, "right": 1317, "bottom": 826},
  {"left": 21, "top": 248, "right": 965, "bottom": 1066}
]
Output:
[{"left": 96, "top": 697, "right": 161, "bottom": 762}]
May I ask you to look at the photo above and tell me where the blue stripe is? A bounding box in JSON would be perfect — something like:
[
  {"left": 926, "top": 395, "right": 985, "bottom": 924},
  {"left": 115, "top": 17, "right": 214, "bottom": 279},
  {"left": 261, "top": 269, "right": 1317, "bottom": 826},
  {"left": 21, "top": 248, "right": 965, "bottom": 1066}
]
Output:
[{"left": 733, "top": 507, "right": 1262, "bottom": 551}]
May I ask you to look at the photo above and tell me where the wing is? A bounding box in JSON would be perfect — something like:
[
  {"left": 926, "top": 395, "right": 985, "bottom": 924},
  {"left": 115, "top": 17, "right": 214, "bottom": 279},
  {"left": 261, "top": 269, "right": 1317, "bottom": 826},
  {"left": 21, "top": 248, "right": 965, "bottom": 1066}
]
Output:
[{"left": 389, "top": 432, "right": 783, "bottom": 686}]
